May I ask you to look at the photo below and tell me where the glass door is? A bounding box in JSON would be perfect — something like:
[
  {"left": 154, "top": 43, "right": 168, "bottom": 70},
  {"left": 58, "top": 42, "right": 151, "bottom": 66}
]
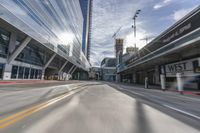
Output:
[{"left": 0, "top": 63, "right": 4, "bottom": 79}]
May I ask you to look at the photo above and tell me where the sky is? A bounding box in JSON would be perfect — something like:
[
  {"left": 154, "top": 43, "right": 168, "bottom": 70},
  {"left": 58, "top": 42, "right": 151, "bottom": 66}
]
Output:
[{"left": 90, "top": 0, "right": 200, "bottom": 66}]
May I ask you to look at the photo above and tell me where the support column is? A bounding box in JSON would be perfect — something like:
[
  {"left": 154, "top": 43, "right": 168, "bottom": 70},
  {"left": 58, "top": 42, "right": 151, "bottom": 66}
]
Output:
[
  {"left": 132, "top": 73, "right": 136, "bottom": 83},
  {"left": 2, "top": 32, "right": 17, "bottom": 80},
  {"left": 116, "top": 74, "right": 121, "bottom": 83},
  {"left": 145, "top": 77, "right": 148, "bottom": 89},
  {"left": 68, "top": 65, "right": 75, "bottom": 74},
  {"left": 71, "top": 67, "right": 77, "bottom": 80},
  {"left": 3, "top": 64, "right": 12, "bottom": 80},
  {"left": 176, "top": 73, "right": 184, "bottom": 94},
  {"left": 77, "top": 72, "right": 80, "bottom": 80},
  {"left": 155, "top": 66, "right": 160, "bottom": 85},
  {"left": 71, "top": 67, "right": 77, "bottom": 75},
  {"left": 41, "top": 69, "right": 45, "bottom": 80},
  {"left": 42, "top": 53, "right": 56, "bottom": 80},
  {"left": 8, "top": 32, "right": 17, "bottom": 56},
  {"left": 58, "top": 61, "right": 68, "bottom": 80},
  {"left": 8, "top": 36, "right": 31, "bottom": 64},
  {"left": 66, "top": 65, "right": 75, "bottom": 80},
  {"left": 44, "top": 53, "right": 56, "bottom": 69},
  {"left": 160, "top": 74, "right": 166, "bottom": 91}
]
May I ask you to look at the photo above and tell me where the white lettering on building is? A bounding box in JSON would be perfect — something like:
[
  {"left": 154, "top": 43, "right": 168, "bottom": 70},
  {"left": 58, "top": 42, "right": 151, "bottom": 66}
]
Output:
[{"left": 163, "top": 23, "right": 192, "bottom": 43}]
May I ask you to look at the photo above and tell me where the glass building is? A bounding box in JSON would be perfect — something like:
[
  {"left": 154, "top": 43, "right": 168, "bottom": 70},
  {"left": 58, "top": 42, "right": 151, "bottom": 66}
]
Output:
[
  {"left": 0, "top": 0, "right": 90, "bottom": 80},
  {"left": 79, "top": 0, "right": 93, "bottom": 60}
]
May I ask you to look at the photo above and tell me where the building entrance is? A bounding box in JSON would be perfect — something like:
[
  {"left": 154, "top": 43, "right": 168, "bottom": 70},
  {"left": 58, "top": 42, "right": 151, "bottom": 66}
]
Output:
[{"left": 0, "top": 63, "right": 4, "bottom": 79}]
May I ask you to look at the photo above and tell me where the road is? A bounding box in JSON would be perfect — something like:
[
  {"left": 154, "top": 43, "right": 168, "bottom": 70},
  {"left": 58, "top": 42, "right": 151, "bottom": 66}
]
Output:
[{"left": 0, "top": 81, "right": 200, "bottom": 133}]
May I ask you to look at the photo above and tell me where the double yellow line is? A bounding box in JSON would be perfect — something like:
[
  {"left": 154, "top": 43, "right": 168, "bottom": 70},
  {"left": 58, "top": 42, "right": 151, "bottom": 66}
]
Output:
[{"left": 0, "top": 88, "right": 82, "bottom": 129}]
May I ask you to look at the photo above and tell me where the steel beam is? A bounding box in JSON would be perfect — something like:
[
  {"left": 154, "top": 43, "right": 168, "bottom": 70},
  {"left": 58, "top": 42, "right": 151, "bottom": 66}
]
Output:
[
  {"left": 71, "top": 66, "right": 77, "bottom": 75},
  {"left": 44, "top": 53, "right": 56, "bottom": 69},
  {"left": 8, "top": 36, "right": 31, "bottom": 64},
  {"left": 68, "top": 65, "right": 75, "bottom": 74},
  {"left": 58, "top": 61, "right": 68, "bottom": 74}
]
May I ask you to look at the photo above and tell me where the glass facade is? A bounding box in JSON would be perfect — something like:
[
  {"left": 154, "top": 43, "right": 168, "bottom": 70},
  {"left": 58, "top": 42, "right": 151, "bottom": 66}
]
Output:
[
  {"left": 11, "top": 66, "right": 18, "bottom": 79},
  {"left": 79, "top": 0, "right": 89, "bottom": 54},
  {"left": 0, "top": 63, "right": 4, "bottom": 79},
  {"left": 24, "top": 67, "right": 30, "bottom": 79},
  {"left": 16, "top": 43, "right": 46, "bottom": 66},
  {"left": 0, "top": 27, "right": 10, "bottom": 58},
  {"left": 79, "top": 0, "right": 92, "bottom": 60},
  {"left": 0, "top": 0, "right": 90, "bottom": 70},
  {"left": 11, "top": 65, "right": 42, "bottom": 80}
]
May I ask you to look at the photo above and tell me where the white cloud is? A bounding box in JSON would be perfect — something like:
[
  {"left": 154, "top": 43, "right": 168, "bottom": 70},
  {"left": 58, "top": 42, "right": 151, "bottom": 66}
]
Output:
[
  {"left": 125, "top": 28, "right": 148, "bottom": 51},
  {"left": 173, "top": 7, "right": 194, "bottom": 21},
  {"left": 153, "top": 0, "right": 173, "bottom": 10},
  {"left": 90, "top": 0, "right": 199, "bottom": 66},
  {"left": 90, "top": 0, "right": 150, "bottom": 66}
]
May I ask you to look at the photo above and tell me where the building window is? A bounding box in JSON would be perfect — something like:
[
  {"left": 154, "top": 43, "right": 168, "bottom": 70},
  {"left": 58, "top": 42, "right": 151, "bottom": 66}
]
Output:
[
  {"left": 0, "top": 28, "right": 10, "bottom": 58},
  {"left": 16, "top": 43, "right": 46, "bottom": 66},
  {"left": 11, "top": 65, "right": 42, "bottom": 79},
  {"left": 11, "top": 66, "right": 18, "bottom": 79},
  {"left": 0, "top": 63, "right": 4, "bottom": 79},
  {"left": 35, "top": 69, "right": 38, "bottom": 79},
  {"left": 24, "top": 67, "right": 30, "bottom": 79},
  {"left": 30, "top": 69, "right": 35, "bottom": 79},
  {"left": 18, "top": 67, "right": 25, "bottom": 79},
  {"left": 38, "top": 70, "right": 42, "bottom": 79}
]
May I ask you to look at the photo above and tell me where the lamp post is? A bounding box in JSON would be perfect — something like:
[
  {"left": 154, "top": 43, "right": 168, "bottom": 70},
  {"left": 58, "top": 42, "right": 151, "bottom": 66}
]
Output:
[{"left": 132, "top": 9, "right": 141, "bottom": 53}]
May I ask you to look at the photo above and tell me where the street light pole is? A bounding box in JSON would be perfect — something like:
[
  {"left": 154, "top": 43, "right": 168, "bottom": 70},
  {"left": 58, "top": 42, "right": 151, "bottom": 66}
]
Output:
[{"left": 132, "top": 9, "right": 141, "bottom": 54}]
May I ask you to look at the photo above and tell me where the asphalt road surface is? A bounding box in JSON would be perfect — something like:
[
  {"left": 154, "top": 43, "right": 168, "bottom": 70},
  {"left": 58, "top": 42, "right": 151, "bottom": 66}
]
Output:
[{"left": 0, "top": 81, "right": 200, "bottom": 133}]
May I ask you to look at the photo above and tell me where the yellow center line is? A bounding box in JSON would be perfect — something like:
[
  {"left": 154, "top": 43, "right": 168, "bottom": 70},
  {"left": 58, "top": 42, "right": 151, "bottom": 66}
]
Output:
[
  {"left": 0, "top": 88, "right": 83, "bottom": 129},
  {"left": 0, "top": 92, "right": 67, "bottom": 124}
]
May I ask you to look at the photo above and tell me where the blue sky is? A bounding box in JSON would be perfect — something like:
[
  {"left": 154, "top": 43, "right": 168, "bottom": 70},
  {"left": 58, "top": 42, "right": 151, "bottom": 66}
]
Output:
[{"left": 90, "top": 0, "right": 200, "bottom": 66}]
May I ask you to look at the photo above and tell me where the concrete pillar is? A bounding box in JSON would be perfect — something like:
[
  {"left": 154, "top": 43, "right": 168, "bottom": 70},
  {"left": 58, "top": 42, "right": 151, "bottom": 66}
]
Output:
[
  {"left": 58, "top": 61, "right": 68, "bottom": 80},
  {"left": 116, "top": 74, "right": 121, "bottom": 83},
  {"left": 160, "top": 74, "right": 166, "bottom": 91},
  {"left": 155, "top": 66, "right": 160, "bottom": 85},
  {"left": 41, "top": 69, "right": 45, "bottom": 80},
  {"left": 44, "top": 53, "right": 56, "bottom": 69},
  {"left": 71, "top": 67, "right": 77, "bottom": 75},
  {"left": 68, "top": 65, "right": 75, "bottom": 74},
  {"left": 8, "top": 32, "right": 17, "bottom": 56},
  {"left": 176, "top": 73, "right": 184, "bottom": 94},
  {"left": 3, "top": 64, "right": 12, "bottom": 80},
  {"left": 8, "top": 36, "right": 31, "bottom": 64},
  {"left": 41, "top": 53, "right": 56, "bottom": 80},
  {"left": 133, "top": 73, "right": 136, "bottom": 83},
  {"left": 77, "top": 72, "right": 80, "bottom": 80},
  {"left": 1, "top": 32, "right": 16, "bottom": 80},
  {"left": 145, "top": 77, "right": 148, "bottom": 89}
]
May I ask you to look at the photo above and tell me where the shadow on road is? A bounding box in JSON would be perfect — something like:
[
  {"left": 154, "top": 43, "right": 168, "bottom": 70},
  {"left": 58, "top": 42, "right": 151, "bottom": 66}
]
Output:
[
  {"left": 107, "top": 83, "right": 200, "bottom": 131},
  {"left": 135, "top": 100, "right": 153, "bottom": 133}
]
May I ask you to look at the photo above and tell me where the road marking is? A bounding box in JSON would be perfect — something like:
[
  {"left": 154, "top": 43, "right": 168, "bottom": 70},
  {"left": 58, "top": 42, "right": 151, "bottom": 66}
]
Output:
[
  {"left": 163, "top": 104, "right": 200, "bottom": 120},
  {"left": 123, "top": 89, "right": 145, "bottom": 97},
  {"left": 0, "top": 88, "right": 83, "bottom": 129}
]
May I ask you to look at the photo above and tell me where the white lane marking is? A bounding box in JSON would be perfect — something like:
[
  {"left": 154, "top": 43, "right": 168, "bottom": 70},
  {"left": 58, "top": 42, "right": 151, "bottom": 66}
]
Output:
[
  {"left": 123, "top": 89, "right": 145, "bottom": 97},
  {"left": 120, "top": 84, "right": 200, "bottom": 102},
  {"left": 163, "top": 104, "right": 200, "bottom": 120},
  {"left": 179, "top": 96, "right": 200, "bottom": 102}
]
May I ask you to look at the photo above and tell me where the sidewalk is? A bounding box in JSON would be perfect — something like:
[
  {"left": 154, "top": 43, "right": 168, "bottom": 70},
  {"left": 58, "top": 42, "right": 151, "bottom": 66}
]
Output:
[{"left": 116, "top": 82, "right": 200, "bottom": 96}]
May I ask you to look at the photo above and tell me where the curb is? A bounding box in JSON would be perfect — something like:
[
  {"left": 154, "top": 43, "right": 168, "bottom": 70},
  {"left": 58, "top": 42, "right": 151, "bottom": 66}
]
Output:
[{"left": 167, "top": 89, "right": 200, "bottom": 96}]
